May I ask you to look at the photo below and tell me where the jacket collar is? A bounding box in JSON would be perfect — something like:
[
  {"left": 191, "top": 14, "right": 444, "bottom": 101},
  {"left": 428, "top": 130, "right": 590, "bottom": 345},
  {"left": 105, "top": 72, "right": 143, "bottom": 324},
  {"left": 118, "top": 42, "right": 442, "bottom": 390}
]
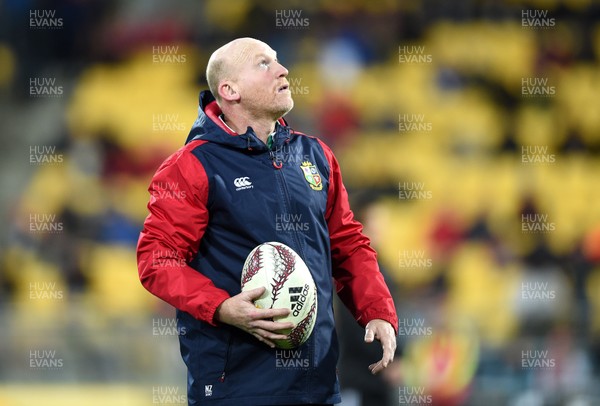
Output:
[{"left": 185, "top": 91, "right": 292, "bottom": 150}]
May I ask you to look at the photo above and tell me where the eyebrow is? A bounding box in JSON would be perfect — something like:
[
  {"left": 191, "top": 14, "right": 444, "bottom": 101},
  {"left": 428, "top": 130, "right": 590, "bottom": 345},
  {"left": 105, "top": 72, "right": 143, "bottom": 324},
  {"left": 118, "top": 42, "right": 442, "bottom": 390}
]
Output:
[{"left": 255, "top": 52, "right": 278, "bottom": 62}]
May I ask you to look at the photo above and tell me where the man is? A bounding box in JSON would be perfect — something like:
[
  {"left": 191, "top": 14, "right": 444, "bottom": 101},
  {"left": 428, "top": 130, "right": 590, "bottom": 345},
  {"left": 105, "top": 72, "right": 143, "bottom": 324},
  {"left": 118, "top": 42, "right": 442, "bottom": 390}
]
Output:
[{"left": 137, "top": 37, "right": 398, "bottom": 405}]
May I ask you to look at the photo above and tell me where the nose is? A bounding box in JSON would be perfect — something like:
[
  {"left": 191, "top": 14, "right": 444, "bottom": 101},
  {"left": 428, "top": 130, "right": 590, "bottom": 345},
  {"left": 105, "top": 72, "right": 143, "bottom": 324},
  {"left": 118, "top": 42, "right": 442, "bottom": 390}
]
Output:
[{"left": 276, "top": 61, "right": 289, "bottom": 77}]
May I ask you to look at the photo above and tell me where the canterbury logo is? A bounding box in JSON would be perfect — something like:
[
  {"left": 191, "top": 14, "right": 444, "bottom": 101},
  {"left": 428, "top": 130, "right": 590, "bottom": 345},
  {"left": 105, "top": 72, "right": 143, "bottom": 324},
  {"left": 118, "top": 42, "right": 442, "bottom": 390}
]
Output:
[{"left": 234, "top": 176, "right": 253, "bottom": 191}]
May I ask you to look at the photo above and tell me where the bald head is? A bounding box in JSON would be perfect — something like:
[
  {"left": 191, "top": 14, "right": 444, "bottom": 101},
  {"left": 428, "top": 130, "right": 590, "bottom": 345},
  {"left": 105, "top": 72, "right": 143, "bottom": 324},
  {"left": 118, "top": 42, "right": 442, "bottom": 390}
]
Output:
[
  {"left": 204, "top": 37, "right": 293, "bottom": 130},
  {"left": 206, "top": 37, "right": 271, "bottom": 104}
]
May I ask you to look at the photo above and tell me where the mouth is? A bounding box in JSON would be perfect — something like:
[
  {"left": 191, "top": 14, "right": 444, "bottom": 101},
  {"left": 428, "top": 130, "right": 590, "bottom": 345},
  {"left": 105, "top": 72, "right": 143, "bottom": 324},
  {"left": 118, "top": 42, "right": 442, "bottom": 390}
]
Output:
[{"left": 277, "top": 84, "right": 289, "bottom": 93}]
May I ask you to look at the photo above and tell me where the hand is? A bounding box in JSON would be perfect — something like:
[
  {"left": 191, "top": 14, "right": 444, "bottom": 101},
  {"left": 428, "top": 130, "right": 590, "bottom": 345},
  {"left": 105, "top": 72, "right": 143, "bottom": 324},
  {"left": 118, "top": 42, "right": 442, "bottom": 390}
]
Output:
[
  {"left": 364, "top": 319, "right": 396, "bottom": 375},
  {"left": 215, "top": 287, "right": 294, "bottom": 348}
]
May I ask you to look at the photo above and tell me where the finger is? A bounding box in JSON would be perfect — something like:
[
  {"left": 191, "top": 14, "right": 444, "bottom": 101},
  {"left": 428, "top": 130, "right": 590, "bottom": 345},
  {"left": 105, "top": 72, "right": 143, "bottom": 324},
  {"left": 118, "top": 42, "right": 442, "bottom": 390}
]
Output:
[
  {"left": 380, "top": 334, "right": 397, "bottom": 366},
  {"left": 369, "top": 337, "right": 396, "bottom": 375},
  {"left": 248, "top": 309, "right": 294, "bottom": 329},
  {"left": 244, "top": 286, "right": 266, "bottom": 301},
  {"left": 260, "top": 307, "right": 291, "bottom": 319},
  {"left": 251, "top": 330, "right": 277, "bottom": 348},
  {"left": 250, "top": 319, "right": 294, "bottom": 332},
  {"left": 255, "top": 335, "right": 276, "bottom": 349},
  {"left": 248, "top": 307, "right": 291, "bottom": 322},
  {"left": 259, "top": 330, "right": 289, "bottom": 341},
  {"left": 369, "top": 360, "right": 384, "bottom": 375},
  {"left": 364, "top": 327, "right": 375, "bottom": 343}
]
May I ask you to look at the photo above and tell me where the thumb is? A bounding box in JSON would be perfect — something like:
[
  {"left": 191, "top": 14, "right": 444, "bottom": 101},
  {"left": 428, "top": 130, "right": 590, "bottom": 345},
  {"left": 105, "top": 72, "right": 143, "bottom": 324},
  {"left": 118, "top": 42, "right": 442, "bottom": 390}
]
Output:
[
  {"left": 244, "top": 286, "right": 266, "bottom": 301},
  {"left": 364, "top": 326, "right": 375, "bottom": 343}
]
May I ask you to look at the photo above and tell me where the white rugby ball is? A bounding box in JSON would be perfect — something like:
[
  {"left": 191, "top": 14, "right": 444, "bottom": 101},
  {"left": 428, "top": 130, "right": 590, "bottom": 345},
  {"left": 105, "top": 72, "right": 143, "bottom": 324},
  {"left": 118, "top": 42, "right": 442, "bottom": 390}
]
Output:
[{"left": 241, "top": 242, "right": 317, "bottom": 349}]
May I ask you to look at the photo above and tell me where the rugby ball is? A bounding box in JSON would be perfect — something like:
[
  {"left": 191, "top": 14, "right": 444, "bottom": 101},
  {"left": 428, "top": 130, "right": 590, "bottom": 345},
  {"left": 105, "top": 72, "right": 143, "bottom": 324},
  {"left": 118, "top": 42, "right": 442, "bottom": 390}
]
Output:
[{"left": 241, "top": 242, "right": 317, "bottom": 349}]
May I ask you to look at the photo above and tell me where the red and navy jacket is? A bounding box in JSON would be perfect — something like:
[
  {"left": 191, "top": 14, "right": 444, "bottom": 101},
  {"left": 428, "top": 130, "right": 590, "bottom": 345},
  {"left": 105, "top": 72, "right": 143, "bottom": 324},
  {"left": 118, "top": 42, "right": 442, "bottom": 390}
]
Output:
[{"left": 137, "top": 90, "right": 398, "bottom": 405}]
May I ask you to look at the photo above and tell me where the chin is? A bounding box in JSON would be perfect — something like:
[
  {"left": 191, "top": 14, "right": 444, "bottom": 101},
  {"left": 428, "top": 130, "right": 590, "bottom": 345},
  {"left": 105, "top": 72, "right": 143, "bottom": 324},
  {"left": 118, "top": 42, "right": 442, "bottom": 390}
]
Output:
[{"left": 274, "top": 100, "right": 294, "bottom": 119}]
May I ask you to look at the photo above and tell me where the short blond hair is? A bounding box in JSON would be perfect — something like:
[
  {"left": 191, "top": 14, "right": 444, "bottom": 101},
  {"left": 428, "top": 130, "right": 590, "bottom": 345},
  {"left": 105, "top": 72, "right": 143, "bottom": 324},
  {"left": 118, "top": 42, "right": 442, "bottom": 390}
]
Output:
[
  {"left": 206, "top": 52, "right": 227, "bottom": 103},
  {"left": 206, "top": 38, "right": 267, "bottom": 104}
]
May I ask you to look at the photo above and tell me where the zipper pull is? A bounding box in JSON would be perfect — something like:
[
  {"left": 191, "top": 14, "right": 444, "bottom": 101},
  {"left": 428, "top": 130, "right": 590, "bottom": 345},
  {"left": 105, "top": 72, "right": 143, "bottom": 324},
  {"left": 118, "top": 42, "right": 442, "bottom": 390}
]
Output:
[
  {"left": 270, "top": 150, "right": 283, "bottom": 169},
  {"left": 219, "top": 371, "right": 226, "bottom": 382}
]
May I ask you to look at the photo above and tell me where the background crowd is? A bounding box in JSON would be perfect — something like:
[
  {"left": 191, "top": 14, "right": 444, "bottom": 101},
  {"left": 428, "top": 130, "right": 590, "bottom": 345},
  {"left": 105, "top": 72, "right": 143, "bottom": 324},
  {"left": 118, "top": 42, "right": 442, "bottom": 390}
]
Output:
[{"left": 1, "top": 0, "right": 599, "bottom": 405}]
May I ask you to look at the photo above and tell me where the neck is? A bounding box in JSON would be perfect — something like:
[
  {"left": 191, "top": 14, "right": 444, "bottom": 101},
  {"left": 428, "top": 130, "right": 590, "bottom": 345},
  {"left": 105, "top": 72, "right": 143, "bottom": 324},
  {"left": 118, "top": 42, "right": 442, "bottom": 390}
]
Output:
[{"left": 221, "top": 111, "right": 277, "bottom": 144}]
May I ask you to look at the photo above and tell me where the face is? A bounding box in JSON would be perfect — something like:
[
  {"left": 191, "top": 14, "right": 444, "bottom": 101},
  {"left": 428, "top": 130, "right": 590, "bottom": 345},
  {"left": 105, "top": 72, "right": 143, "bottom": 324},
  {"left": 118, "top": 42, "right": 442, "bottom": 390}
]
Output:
[{"left": 230, "top": 41, "right": 294, "bottom": 120}]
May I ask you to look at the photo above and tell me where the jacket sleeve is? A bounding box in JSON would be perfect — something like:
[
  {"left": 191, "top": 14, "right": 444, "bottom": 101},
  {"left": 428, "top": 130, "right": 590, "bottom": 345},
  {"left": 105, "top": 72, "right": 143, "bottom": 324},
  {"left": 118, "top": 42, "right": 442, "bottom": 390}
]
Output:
[
  {"left": 137, "top": 144, "right": 230, "bottom": 325},
  {"left": 318, "top": 140, "right": 398, "bottom": 333}
]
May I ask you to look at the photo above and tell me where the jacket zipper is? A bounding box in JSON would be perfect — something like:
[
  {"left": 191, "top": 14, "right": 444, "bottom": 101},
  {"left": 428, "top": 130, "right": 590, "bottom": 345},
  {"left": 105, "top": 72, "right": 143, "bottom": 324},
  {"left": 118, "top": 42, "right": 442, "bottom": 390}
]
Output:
[
  {"left": 270, "top": 136, "right": 316, "bottom": 397},
  {"left": 220, "top": 332, "right": 234, "bottom": 382},
  {"left": 270, "top": 150, "right": 283, "bottom": 169},
  {"left": 269, "top": 142, "right": 304, "bottom": 253},
  {"left": 272, "top": 161, "right": 316, "bottom": 398}
]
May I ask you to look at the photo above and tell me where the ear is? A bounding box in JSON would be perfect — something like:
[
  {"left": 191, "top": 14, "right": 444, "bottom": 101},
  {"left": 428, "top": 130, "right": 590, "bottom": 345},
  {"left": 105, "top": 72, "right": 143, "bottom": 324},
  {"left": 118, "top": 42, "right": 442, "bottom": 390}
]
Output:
[{"left": 218, "top": 81, "right": 241, "bottom": 103}]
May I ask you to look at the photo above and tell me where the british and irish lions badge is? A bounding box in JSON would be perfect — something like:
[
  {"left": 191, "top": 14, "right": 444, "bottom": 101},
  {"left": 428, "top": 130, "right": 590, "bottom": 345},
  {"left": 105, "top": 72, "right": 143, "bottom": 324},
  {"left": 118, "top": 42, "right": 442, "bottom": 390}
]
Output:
[{"left": 300, "top": 161, "right": 322, "bottom": 191}]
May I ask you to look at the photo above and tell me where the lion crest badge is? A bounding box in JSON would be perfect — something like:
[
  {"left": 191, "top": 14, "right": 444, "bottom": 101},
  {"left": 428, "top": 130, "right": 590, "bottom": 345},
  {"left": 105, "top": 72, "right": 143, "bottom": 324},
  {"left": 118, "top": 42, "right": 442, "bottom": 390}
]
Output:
[{"left": 300, "top": 161, "right": 323, "bottom": 191}]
